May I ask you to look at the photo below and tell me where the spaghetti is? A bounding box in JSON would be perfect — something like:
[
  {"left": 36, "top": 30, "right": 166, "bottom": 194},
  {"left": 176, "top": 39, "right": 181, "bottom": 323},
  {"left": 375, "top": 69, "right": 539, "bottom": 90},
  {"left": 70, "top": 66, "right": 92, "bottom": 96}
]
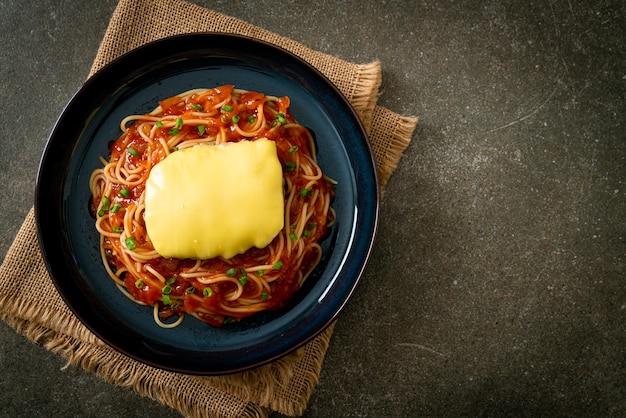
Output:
[{"left": 89, "top": 85, "right": 335, "bottom": 327}]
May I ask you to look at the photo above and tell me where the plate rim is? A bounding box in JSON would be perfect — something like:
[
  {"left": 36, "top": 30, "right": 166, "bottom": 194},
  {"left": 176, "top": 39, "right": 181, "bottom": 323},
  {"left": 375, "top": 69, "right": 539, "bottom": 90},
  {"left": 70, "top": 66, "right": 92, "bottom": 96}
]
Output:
[{"left": 35, "top": 32, "right": 380, "bottom": 375}]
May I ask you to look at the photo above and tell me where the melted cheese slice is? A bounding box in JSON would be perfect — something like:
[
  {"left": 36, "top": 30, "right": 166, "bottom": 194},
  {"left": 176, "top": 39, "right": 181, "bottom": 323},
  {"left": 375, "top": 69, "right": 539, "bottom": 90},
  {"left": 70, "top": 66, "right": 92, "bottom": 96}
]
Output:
[{"left": 145, "top": 139, "right": 284, "bottom": 259}]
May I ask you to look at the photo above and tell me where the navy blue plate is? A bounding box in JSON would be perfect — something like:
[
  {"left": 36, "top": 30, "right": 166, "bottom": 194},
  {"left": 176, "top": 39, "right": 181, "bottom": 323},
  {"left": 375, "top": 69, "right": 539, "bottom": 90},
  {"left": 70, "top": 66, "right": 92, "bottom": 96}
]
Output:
[{"left": 36, "top": 33, "right": 379, "bottom": 375}]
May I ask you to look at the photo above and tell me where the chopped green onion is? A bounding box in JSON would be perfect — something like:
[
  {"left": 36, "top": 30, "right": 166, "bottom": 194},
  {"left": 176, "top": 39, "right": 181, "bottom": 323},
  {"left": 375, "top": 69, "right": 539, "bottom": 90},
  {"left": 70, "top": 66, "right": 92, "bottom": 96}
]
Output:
[
  {"left": 272, "top": 260, "right": 283, "bottom": 270},
  {"left": 248, "top": 115, "right": 256, "bottom": 124},
  {"left": 289, "top": 145, "right": 299, "bottom": 153},
  {"left": 197, "top": 125, "right": 205, "bottom": 136},
  {"left": 190, "top": 103, "right": 203, "bottom": 111},
  {"left": 168, "top": 128, "right": 180, "bottom": 135},
  {"left": 284, "top": 161, "right": 296, "bottom": 172},
  {"left": 155, "top": 121, "right": 164, "bottom": 128},
  {"left": 134, "top": 279, "right": 144, "bottom": 289},
  {"left": 110, "top": 202, "right": 122, "bottom": 214},
  {"left": 261, "top": 292, "right": 268, "bottom": 302},
  {"left": 203, "top": 287, "right": 213, "bottom": 297},
  {"left": 112, "top": 226, "right": 123, "bottom": 233},
  {"left": 166, "top": 277, "right": 176, "bottom": 285},
  {"left": 255, "top": 270, "right": 264, "bottom": 277},
  {"left": 306, "top": 222, "right": 318, "bottom": 230},
  {"left": 98, "top": 209, "right": 105, "bottom": 217},
  {"left": 125, "top": 236, "right": 137, "bottom": 251},
  {"left": 162, "top": 294, "right": 171, "bottom": 305},
  {"left": 174, "top": 117, "right": 183, "bottom": 129},
  {"left": 303, "top": 230, "right": 311, "bottom": 238},
  {"left": 120, "top": 188, "right": 130, "bottom": 198},
  {"left": 237, "top": 268, "right": 248, "bottom": 285},
  {"left": 185, "top": 286, "right": 196, "bottom": 294},
  {"left": 101, "top": 196, "right": 110, "bottom": 211},
  {"left": 221, "top": 104, "right": 234, "bottom": 112},
  {"left": 289, "top": 232, "right": 298, "bottom": 241},
  {"left": 223, "top": 316, "right": 234, "bottom": 324},
  {"left": 225, "top": 268, "right": 236, "bottom": 277},
  {"left": 220, "top": 114, "right": 230, "bottom": 124},
  {"left": 276, "top": 113, "right": 287, "bottom": 124},
  {"left": 300, "top": 187, "right": 312, "bottom": 197},
  {"left": 127, "top": 147, "right": 139, "bottom": 157},
  {"left": 232, "top": 114, "right": 240, "bottom": 123},
  {"left": 162, "top": 285, "right": 172, "bottom": 295}
]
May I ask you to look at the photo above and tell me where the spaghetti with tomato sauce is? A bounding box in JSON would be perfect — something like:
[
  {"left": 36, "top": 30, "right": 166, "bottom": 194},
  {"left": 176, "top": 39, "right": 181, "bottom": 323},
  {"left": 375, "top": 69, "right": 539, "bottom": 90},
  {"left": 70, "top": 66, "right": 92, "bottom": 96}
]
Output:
[{"left": 89, "top": 85, "right": 335, "bottom": 327}]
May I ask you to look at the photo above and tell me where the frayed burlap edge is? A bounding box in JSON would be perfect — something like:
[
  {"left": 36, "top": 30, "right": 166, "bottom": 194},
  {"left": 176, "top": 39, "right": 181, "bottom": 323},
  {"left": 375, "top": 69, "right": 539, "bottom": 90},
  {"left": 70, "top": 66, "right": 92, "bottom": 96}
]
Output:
[
  {"left": 370, "top": 106, "right": 418, "bottom": 192},
  {"left": 190, "top": 323, "right": 336, "bottom": 416},
  {"left": 0, "top": 313, "right": 265, "bottom": 418},
  {"left": 0, "top": 208, "right": 106, "bottom": 348}
]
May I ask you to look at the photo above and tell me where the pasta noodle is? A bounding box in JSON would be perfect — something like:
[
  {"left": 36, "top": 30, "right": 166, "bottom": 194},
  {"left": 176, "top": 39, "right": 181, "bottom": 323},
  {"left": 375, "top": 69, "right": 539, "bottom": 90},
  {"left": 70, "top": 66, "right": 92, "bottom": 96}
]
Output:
[{"left": 89, "top": 85, "right": 335, "bottom": 327}]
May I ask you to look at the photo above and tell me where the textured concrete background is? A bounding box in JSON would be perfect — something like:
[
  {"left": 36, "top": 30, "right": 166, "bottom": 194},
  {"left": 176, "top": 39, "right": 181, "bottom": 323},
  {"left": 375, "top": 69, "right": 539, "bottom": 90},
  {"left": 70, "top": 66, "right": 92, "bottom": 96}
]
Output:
[{"left": 1, "top": 1, "right": 624, "bottom": 417}]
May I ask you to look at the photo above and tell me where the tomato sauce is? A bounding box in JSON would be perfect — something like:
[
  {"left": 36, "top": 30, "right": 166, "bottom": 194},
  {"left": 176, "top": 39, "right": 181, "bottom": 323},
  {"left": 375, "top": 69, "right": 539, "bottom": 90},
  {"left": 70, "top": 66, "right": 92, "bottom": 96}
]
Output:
[{"left": 93, "top": 86, "right": 335, "bottom": 327}]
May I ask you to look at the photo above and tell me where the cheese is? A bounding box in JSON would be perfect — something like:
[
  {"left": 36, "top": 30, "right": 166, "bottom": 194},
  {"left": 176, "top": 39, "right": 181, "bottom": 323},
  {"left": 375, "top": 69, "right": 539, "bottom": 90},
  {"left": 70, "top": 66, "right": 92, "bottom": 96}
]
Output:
[{"left": 144, "top": 139, "right": 284, "bottom": 259}]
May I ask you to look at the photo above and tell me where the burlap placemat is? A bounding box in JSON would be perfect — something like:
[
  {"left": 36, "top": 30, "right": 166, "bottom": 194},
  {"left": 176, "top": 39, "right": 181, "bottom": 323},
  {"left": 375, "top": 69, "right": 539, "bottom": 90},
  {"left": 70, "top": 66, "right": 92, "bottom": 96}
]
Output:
[{"left": 0, "top": 0, "right": 417, "bottom": 417}]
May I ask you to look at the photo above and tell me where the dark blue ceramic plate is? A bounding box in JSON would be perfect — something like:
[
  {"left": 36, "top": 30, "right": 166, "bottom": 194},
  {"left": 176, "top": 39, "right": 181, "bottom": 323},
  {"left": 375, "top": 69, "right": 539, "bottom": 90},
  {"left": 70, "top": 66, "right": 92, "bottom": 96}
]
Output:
[{"left": 36, "top": 33, "right": 379, "bottom": 375}]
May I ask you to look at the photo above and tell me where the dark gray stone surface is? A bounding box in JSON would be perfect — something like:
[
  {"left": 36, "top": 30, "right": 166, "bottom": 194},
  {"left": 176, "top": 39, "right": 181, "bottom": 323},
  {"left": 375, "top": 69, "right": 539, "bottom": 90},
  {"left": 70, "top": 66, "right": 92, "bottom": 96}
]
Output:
[{"left": 1, "top": 1, "right": 624, "bottom": 417}]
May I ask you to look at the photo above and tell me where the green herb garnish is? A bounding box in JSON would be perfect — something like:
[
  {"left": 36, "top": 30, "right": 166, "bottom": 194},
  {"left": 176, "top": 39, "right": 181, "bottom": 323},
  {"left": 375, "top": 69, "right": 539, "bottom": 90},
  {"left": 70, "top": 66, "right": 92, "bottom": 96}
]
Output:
[
  {"left": 124, "top": 236, "right": 137, "bottom": 251},
  {"left": 110, "top": 202, "right": 122, "bottom": 214}
]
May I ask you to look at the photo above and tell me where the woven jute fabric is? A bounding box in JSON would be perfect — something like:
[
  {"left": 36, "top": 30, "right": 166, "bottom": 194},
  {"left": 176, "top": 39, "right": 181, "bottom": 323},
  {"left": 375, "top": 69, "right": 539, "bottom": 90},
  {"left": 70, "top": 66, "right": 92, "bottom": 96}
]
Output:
[{"left": 0, "top": 0, "right": 418, "bottom": 416}]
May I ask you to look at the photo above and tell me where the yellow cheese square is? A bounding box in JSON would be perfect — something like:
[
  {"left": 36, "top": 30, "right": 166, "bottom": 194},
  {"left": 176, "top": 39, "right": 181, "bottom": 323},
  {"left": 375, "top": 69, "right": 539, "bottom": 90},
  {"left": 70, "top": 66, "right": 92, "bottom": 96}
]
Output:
[{"left": 144, "top": 139, "right": 284, "bottom": 259}]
